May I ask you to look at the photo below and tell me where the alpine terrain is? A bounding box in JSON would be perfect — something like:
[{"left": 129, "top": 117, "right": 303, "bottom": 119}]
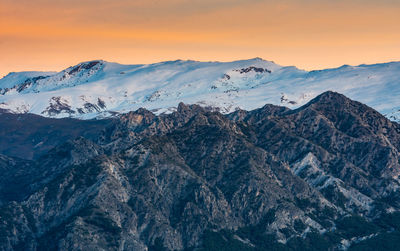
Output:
[
  {"left": 1, "top": 91, "right": 400, "bottom": 250},
  {"left": 0, "top": 58, "right": 399, "bottom": 122}
]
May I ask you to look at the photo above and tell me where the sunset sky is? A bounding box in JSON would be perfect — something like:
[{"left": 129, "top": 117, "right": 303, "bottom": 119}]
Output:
[{"left": 1, "top": 0, "right": 400, "bottom": 77}]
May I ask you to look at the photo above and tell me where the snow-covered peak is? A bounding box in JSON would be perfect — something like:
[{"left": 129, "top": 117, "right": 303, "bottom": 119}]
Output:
[
  {"left": 0, "top": 71, "right": 57, "bottom": 90},
  {"left": 63, "top": 60, "right": 104, "bottom": 74},
  {"left": 0, "top": 58, "right": 399, "bottom": 121}
]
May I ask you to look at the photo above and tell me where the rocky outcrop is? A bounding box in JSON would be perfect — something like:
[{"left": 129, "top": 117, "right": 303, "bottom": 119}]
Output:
[{"left": 1, "top": 92, "right": 400, "bottom": 250}]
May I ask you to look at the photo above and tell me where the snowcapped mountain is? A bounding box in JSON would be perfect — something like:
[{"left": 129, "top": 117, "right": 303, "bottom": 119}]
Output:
[{"left": 0, "top": 58, "right": 399, "bottom": 121}]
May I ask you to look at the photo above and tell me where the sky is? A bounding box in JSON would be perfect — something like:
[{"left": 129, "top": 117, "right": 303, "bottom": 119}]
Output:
[{"left": 1, "top": 0, "right": 400, "bottom": 77}]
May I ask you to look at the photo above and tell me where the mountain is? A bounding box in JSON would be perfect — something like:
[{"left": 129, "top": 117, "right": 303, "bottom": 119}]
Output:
[
  {"left": 0, "top": 110, "right": 114, "bottom": 160},
  {"left": 0, "top": 59, "right": 400, "bottom": 121},
  {"left": 1, "top": 92, "right": 400, "bottom": 250}
]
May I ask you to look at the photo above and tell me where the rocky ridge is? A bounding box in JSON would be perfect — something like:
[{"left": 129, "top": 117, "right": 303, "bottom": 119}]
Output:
[{"left": 1, "top": 92, "right": 400, "bottom": 250}]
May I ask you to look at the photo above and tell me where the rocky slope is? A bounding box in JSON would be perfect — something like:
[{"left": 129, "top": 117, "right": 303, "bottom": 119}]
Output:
[
  {"left": 1, "top": 92, "right": 400, "bottom": 250},
  {"left": 0, "top": 110, "right": 113, "bottom": 159}
]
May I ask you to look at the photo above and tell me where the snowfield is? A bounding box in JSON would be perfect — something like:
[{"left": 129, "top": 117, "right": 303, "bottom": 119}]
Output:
[{"left": 0, "top": 58, "right": 399, "bottom": 121}]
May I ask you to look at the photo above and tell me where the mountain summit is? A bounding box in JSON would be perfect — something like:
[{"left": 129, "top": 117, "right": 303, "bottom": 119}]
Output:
[{"left": 0, "top": 58, "right": 399, "bottom": 121}]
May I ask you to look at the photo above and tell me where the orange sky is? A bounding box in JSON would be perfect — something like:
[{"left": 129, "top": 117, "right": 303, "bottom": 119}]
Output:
[{"left": 1, "top": 0, "right": 400, "bottom": 77}]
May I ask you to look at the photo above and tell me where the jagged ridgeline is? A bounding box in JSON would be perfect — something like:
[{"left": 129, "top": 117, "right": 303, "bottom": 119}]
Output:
[{"left": 1, "top": 91, "right": 400, "bottom": 250}]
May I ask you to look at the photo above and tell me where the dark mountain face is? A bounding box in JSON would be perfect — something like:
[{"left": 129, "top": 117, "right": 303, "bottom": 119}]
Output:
[
  {"left": 0, "top": 111, "right": 113, "bottom": 159},
  {"left": 1, "top": 91, "right": 400, "bottom": 250}
]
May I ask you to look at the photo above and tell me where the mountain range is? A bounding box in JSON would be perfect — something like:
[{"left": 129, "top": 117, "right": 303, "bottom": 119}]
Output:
[
  {"left": 1, "top": 91, "right": 400, "bottom": 250},
  {"left": 0, "top": 58, "right": 399, "bottom": 122}
]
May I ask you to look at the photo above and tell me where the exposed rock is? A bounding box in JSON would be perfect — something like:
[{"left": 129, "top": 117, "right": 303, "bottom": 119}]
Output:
[
  {"left": 1, "top": 92, "right": 400, "bottom": 250},
  {"left": 235, "top": 66, "right": 272, "bottom": 74},
  {"left": 42, "top": 97, "right": 76, "bottom": 116}
]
